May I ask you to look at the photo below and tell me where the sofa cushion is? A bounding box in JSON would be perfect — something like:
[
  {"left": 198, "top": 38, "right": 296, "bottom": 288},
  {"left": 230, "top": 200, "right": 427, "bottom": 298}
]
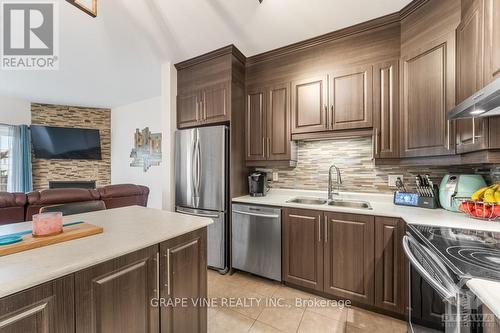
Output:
[
  {"left": 0, "top": 193, "right": 27, "bottom": 225},
  {"left": 26, "top": 188, "right": 100, "bottom": 221},
  {"left": 97, "top": 184, "right": 149, "bottom": 209}
]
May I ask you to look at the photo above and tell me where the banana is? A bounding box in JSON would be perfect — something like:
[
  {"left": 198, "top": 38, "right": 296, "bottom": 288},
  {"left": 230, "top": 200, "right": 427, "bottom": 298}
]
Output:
[
  {"left": 484, "top": 188, "right": 496, "bottom": 203},
  {"left": 495, "top": 189, "right": 500, "bottom": 203},
  {"left": 471, "top": 186, "right": 489, "bottom": 201}
]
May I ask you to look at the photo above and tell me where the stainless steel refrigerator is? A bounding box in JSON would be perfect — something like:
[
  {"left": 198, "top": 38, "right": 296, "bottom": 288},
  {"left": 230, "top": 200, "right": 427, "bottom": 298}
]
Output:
[{"left": 175, "top": 125, "right": 228, "bottom": 272}]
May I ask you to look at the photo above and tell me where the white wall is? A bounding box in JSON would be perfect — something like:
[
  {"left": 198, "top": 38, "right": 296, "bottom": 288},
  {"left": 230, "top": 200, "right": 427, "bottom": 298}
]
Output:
[
  {"left": 111, "top": 62, "right": 177, "bottom": 210},
  {"left": 0, "top": 95, "right": 31, "bottom": 125}
]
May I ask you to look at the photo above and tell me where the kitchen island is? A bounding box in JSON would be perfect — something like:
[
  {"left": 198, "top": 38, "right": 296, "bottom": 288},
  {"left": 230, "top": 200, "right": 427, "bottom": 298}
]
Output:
[{"left": 0, "top": 206, "right": 212, "bottom": 333}]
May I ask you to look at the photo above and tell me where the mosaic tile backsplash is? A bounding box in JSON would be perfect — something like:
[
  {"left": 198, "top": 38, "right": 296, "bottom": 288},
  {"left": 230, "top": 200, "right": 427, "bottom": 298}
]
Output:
[{"left": 268, "top": 137, "right": 499, "bottom": 193}]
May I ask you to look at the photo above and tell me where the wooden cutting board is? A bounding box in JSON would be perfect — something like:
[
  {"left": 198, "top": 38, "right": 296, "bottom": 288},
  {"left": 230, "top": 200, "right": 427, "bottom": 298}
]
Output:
[{"left": 0, "top": 223, "right": 103, "bottom": 257}]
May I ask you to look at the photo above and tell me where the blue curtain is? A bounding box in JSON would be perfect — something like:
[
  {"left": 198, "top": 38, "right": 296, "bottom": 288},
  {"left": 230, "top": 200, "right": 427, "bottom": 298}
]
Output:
[{"left": 7, "top": 125, "right": 33, "bottom": 193}]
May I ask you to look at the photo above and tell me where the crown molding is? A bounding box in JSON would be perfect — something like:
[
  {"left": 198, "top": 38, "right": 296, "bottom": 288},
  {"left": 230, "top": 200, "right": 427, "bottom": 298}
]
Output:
[
  {"left": 174, "top": 44, "right": 246, "bottom": 70},
  {"left": 246, "top": 12, "right": 401, "bottom": 66},
  {"left": 399, "top": 0, "right": 431, "bottom": 20}
]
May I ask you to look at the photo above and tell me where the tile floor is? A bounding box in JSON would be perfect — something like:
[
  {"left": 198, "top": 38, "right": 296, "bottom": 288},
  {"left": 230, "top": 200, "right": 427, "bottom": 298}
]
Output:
[{"left": 207, "top": 269, "right": 407, "bottom": 333}]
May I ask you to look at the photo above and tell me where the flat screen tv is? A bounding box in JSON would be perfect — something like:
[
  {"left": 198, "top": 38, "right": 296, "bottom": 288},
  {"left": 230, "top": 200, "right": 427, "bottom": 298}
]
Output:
[{"left": 31, "top": 125, "right": 102, "bottom": 160}]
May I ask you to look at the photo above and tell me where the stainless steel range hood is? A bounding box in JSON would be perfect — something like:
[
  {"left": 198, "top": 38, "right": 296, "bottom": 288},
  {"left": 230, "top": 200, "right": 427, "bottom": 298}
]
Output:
[{"left": 446, "top": 77, "right": 500, "bottom": 120}]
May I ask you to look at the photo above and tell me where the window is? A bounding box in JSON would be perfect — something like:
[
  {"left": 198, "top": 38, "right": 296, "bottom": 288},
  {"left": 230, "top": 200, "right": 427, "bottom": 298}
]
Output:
[{"left": 0, "top": 125, "right": 12, "bottom": 192}]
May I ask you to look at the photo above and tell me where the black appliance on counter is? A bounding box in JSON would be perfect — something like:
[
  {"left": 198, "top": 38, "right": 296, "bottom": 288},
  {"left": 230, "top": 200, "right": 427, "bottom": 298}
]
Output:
[
  {"left": 404, "top": 224, "right": 500, "bottom": 332},
  {"left": 248, "top": 172, "right": 268, "bottom": 197}
]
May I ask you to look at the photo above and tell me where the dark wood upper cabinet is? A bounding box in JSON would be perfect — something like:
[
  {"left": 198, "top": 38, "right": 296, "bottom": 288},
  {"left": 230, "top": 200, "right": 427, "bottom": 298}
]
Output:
[
  {"left": 373, "top": 60, "right": 400, "bottom": 159},
  {"left": 456, "top": 0, "right": 489, "bottom": 154},
  {"left": 176, "top": 46, "right": 246, "bottom": 129},
  {"left": 291, "top": 75, "right": 329, "bottom": 134},
  {"left": 283, "top": 208, "right": 324, "bottom": 292},
  {"left": 177, "top": 92, "right": 200, "bottom": 129},
  {"left": 267, "top": 83, "right": 292, "bottom": 161},
  {"left": 0, "top": 276, "right": 74, "bottom": 333},
  {"left": 401, "top": 32, "right": 456, "bottom": 158},
  {"left": 323, "top": 212, "right": 375, "bottom": 305},
  {"left": 484, "top": 0, "right": 500, "bottom": 83},
  {"left": 160, "top": 228, "right": 207, "bottom": 333},
  {"left": 374, "top": 217, "right": 406, "bottom": 315},
  {"left": 246, "top": 88, "right": 266, "bottom": 161},
  {"left": 245, "top": 83, "right": 296, "bottom": 166},
  {"left": 202, "top": 82, "right": 229, "bottom": 124},
  {"left": 329, "top": 66, "right": 373, "bottom": 130},
  {"left": 75, "top": 246, "right": 159, "bottom": 333}
]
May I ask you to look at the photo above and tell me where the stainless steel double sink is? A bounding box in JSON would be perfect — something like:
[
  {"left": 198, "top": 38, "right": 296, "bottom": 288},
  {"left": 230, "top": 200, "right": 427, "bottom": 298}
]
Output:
[{"left": 286, "top": 196, "right": 372, "bottom": 210}]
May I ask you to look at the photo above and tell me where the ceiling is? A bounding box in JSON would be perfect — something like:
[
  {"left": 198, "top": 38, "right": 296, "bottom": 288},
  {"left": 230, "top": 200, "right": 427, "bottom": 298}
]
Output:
[{"left": 0, "top": 0, "right": 412, "bottom": 108}]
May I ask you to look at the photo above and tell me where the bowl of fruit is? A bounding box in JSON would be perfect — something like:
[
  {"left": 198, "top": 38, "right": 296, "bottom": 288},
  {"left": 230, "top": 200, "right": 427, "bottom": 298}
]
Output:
[{"left": 459, "top": 184, "right": 500, "bottom": 221}]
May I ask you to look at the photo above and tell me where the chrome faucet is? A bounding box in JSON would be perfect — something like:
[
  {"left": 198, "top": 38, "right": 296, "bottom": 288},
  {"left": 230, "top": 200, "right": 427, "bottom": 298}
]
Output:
[{"left": 328, "top": 164, "right": 342, "bottom": 200}]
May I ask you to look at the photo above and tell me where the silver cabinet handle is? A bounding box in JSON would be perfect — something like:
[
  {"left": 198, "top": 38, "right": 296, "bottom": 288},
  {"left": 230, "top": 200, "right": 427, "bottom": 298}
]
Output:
[
  {"left": 267, "top": 137, "right": 271, "bottom": 158},
  {"left": 446, "top": 120, "right": 451, "bottom": 150},
  {"left": 330, "top": 105, "right": 334, "bottom": 128},
  {"left": 155, "top": 252, "right": 159, "bottom": 299},
  {"left": 374, "top": 128, "right": 379, "bottom": 156},
  {"left": 324, "top": 218, "right": 328, "bottom": 243},
  {"left": 324, "top": 105, "right": 328, "bottom": 128},
  {"left": 318, "top": 215, "right": 321, "bottom": 242},
  {"left": 233, "top": 210, "right": 280, "bottom": 219},
  {"left": 402, "top": 236, "right": 456, "bottom": 301},
  {"left": 164, "top": 249, "right": 171, "bottom": 296},
  {"left": 262, "top": 137, "right": 266, "bottom": 158}
]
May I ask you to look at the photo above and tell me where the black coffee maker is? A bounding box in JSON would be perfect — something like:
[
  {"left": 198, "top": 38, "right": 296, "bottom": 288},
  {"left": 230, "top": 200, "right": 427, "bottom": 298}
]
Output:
[{"left": 248, "top": 172, "right": 268, "bottom": 197}]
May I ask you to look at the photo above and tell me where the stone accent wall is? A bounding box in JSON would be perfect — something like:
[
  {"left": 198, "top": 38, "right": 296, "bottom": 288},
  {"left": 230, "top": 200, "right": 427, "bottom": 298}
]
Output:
[
  {"left": 31, "top": 103, "right": 111, "bottom": 190},
  {"left": 269, "top": 137, "right": 499, "bottom": 193}
]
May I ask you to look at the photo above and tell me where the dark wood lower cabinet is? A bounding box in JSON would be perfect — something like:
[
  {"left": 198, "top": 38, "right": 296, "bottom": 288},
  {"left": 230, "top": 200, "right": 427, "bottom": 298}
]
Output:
[
  {"left": 0, "top": 276, "right": 74, "bottom": 333},
  {"left": 283, "top": 208, "right": 323, "bottom": 292},
  {"left": 323, "top": 212, "right": 375, "bottom": 305},
  {"left": 0, "top": 229, "right": 208, "bottom": 333},
  {"left": 283, "top": 209, "right": 407, "bottom": 317},
  {"left": 160, "top": 228, "right": 207, "bottom": 333},
  {"left": 374, "top": 217, "right": 406, "bottom": 315},
  {"left": 75, "top": 245, "right": 160, "bottom": 333}
]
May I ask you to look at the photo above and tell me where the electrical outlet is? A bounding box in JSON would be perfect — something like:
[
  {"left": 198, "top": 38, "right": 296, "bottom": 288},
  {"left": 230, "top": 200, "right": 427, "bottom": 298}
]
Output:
[
  {"left": 388, "top": 175, "right": 403, "bottom": 187},
  {"left": 273, "top": 172, "right": 279, "bottom": 182}
]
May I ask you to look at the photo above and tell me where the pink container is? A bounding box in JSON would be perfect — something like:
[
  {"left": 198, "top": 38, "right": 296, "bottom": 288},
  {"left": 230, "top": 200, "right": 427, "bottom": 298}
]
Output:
[{"left": 32, "top": 212, "right": 63, "bottom": 237}]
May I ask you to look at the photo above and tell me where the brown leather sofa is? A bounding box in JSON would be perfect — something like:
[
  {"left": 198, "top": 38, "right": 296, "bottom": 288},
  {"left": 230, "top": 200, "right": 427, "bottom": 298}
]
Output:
[
  {"left": 26, "top": 188, "right": 101, "bottom": 221},
  {"left": 0, "top": 184, "right": 149, "bottom": 225},
  {"left": 0, "top": 193, "right": 27, "bottom": 225},
  {"left": 97, "top": 184, "right": 149, "bottom": 209}
]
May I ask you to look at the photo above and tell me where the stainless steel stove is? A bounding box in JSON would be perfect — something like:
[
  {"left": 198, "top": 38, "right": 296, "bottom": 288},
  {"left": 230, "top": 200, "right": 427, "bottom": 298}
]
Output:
[
  {"left": 410, "top": 225, "right": 500, "bottom": 281},
  {"left": 404, "top": 224, "right": 500, "bottom": 333}
]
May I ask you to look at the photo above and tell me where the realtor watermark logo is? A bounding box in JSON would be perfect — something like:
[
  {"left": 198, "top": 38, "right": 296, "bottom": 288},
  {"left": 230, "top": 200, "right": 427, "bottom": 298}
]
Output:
[{"left": 1, "top": 0, "right": 59, "bottom": 70}]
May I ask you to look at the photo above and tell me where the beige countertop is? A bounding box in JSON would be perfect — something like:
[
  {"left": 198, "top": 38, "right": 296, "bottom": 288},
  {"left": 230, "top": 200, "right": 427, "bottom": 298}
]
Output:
[
  {"left": 233, "top": 188, "right": 500, "bottom": 232},
  {"left": 0, "top": 206, "right": 212, "bottom": 298}
]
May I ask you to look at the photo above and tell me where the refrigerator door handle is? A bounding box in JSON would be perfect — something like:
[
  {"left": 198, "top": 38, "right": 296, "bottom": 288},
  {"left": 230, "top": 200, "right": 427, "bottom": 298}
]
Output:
[
  {"left": 176, "top": 207, "right": 220, "bottom": 219},
  {"left": 196, "top": 130, "right": 202, "bottom": 196},
  {"left": 191, "top": 129, "right": 201, "bottom": 207}
]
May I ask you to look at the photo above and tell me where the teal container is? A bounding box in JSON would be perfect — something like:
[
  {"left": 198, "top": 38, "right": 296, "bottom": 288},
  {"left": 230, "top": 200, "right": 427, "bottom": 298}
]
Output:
[{"left": 439, "top": 174, "right": 487, "bottom": 212}]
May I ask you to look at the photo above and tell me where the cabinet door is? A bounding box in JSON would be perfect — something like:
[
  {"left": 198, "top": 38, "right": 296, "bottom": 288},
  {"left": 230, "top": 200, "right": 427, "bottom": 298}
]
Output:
[
  {"left": 246, "top": 88, "right": 267, "bottom": 161},
  {"left": 283, "top": 208, "right": 323, "bottom": 291},
  {"left": 374, "top": 217, "right": 406, "bottom": 315},
  {"left": 484, "top": 0, "right": 500, "bottom": 83},
  {"left": 267, "top": 83, "right": 291, "bottom": 161},
  {"left": 323, "top": 212, "right": 375, "bottom": 305},
  {"left": 0, "top": 276, "right": 74, "bottom": 333},
  {"left": 160, "top": 228, "right": 207, "bottom": 333},
  {"left": 456, "top": 0, "right": 489, "bottom": 153},
  {"left": 291, "top": 75, "right": 328, "bottom": 134},
  {"left": 177, "top": 92, "right": 200, "bottom": 129},
  {"left": 401, "top": 33, "right": 456, "bottom": 157},
  {"left": 329, "top": 66, "right": 373, "bottom": 130},
  {"left": 202, "top": 81, "right": 229, "bottom": 124},
  {"left": 75, "top": 246, "right": 159, "bottom": 333},
  {"left": 373, "top": 60, "right": 400, "bottom": 158}
]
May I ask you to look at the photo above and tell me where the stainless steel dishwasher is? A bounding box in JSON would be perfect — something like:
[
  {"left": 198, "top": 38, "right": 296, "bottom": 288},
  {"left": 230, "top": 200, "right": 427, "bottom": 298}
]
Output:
[{"left": 231, "top": 204, "right": 282, "bottom": 281}]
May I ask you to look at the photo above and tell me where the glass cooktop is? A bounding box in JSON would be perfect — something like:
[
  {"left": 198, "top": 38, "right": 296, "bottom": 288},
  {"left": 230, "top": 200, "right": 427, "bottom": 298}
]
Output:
[{"left": 408, "top": 225, "right": 500, "bottom": 281}]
